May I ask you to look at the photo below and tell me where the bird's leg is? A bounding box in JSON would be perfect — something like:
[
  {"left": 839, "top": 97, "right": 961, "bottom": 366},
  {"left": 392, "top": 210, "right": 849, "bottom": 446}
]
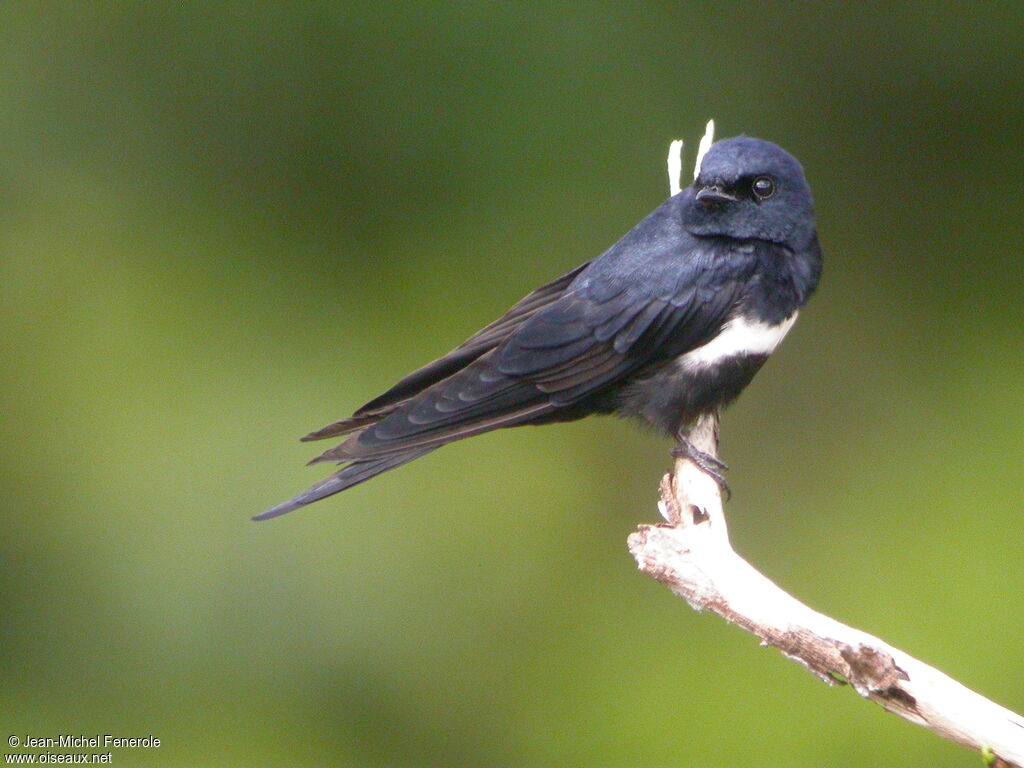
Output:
[{"left": 671, "top": 436, "right": 731, "bottom": 500}]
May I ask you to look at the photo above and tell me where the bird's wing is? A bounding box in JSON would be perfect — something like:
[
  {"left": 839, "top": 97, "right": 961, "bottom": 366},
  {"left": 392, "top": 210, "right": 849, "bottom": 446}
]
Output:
[
  {"left": 320, "top": 251, "right": 750, "bottom": 461},
  {"left": 301, "top": 261, "right": 590, "bottom": 442}
]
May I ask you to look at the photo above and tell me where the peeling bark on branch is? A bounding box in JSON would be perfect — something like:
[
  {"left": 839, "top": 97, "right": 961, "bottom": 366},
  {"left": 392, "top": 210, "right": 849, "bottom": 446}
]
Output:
[{"left": 628, "top": 413, "right": 1024, "bottom": 767}]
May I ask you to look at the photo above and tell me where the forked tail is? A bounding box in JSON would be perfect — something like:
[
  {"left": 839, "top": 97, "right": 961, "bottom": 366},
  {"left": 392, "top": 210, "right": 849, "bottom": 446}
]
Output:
[{"left": 253, "top": 448, "right": 436, "bottom": 521}]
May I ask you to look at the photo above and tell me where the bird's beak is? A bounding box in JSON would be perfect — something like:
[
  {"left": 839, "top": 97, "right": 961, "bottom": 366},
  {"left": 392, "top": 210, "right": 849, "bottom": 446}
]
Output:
[{"left": 696, "top": 186, "right": 738, "bottom": 204}]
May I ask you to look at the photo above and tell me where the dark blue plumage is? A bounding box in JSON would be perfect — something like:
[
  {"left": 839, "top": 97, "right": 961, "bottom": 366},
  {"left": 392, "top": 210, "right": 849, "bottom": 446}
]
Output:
[{"left": 258, "top": 136, "right": 822, "bottom": 520}]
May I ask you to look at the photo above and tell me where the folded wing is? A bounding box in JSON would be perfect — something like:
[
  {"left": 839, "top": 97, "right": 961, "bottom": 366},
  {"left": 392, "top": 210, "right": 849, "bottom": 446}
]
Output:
[
  {"left": 301, "top": 261, "right": 589, "bottom": 441},
  {"left": 259, "top": 199, "right": 757, "bottom": 519},
  {"left": 321, "top": 263, "right": 746, "bottom": 462}
]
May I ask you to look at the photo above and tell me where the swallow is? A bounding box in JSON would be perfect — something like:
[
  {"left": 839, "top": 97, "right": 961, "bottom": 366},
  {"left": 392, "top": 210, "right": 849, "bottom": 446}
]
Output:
[{"left": 258, "top": 136, "right": 821, "bottom": 520}]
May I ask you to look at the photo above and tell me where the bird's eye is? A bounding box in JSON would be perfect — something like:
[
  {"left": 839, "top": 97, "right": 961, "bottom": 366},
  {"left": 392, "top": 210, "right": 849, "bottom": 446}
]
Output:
[{"left": 751, "top": 176, "right": 775, "bottom": 200}]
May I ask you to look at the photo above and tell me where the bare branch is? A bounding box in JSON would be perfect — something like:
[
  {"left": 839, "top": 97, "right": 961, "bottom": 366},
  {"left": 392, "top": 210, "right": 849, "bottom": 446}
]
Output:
[
  {"left": 667, "top": 139, "right": 684, "bottom": 196},
  {"left": 629, "top": 412, "right": 1024, "bottom": 766},
  {"left": 666, "top": 119, "right": 715, "bottom": 196},
  {"left": 693, "top": 119, "right": 714, "bottom": 180}
]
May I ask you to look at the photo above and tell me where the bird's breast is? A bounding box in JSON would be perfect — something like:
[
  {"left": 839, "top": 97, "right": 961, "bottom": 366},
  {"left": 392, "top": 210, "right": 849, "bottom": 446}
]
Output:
[
  {"left": 676, "top": 312, "right": 798, "bottom": 371},
  {"left": 611, "top": 311, "right": 799, "bottom": 436}
]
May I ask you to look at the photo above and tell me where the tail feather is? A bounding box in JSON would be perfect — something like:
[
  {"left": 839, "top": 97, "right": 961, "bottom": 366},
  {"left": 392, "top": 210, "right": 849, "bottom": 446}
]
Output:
[
  {"left": 254, "top": 448, "right": 436, "bottom": 521},
  {"left": 301, "top": 413, "right": 384, "bottom": 442}
]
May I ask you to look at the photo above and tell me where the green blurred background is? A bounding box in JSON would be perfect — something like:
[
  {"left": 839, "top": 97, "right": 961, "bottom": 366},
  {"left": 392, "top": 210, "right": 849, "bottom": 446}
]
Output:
[{"left": 2, "top": 3, "right": 1022, "bottom": 766}]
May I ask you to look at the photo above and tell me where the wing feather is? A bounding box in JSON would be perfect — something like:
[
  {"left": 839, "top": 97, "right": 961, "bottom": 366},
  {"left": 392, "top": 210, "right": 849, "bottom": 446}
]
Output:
[
  {"left": 353, "top": 261, "right": 589, "bottom": 416},
  {"left": 264, "top": 197, "right": 769, "bottom": 518},
  {"left": 302, "top": 261, "right": 588, "bottom": 441},
  {"left": 310, "top": 201, "right": 762, "bottom": 462},
  {"left": 336, "top": 274, "right": 746, "bottom": 459}
]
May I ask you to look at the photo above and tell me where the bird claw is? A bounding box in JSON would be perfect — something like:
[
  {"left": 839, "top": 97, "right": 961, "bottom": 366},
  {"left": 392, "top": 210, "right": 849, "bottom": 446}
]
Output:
[{"left": 670, "top": 439, "right": 732, "bottom": 500}]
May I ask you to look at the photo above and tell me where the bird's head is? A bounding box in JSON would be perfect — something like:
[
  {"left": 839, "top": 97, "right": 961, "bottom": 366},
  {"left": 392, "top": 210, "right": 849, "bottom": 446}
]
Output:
[{"left": 682, "top": 136, "right": 816, "bottom": 249}]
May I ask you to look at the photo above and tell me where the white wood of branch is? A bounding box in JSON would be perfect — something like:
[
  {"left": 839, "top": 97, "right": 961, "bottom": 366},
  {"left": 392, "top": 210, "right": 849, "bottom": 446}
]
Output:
[
  {"left": 628, "top": 414, "right": 1024, "bottom": 767},
  {"left": 667, "top": 140, "right": 684, "bottom": 196},
  {"left": 694, "top": 119, "right": 714, "bottom": 179},
  {"left": 644, "top": 131, "right": 1024, "bottom": 764},
  {"left": 667, "top": 119, "right": 714, "bottom": 195}
]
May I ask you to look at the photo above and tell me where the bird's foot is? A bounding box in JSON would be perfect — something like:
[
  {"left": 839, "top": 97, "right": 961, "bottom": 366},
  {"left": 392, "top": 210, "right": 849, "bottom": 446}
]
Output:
[{"left": 670, "top": 439, "right": 731, "bottom": 500}]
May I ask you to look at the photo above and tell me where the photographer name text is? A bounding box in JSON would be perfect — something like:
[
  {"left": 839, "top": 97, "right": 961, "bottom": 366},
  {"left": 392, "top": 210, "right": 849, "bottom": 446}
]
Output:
[{"left": 13, "top": 736, "right": 159, "bottom": 750}]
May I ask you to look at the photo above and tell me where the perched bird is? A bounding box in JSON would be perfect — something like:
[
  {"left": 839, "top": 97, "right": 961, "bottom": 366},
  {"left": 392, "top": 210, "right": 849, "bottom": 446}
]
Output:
[{"left": 258, "top": 136, "right": 822, "bottom": 521}]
